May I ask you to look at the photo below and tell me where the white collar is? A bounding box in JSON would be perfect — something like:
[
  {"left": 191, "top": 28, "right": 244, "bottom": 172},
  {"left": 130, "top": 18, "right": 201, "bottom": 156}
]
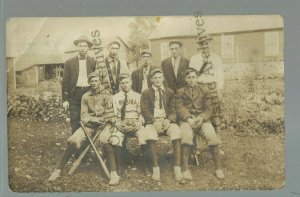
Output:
[
  {"left": 78, "top": 54, "right": 88, "bottom": 59},
  {"left": 172, "top": 55, "right": 181, "bottom": 61},
  {"left": 152, "top": 85, "right": 165, "bottom": 92},
  {"left": 121, "top": 90, "right": 132, "bottom": 95}
]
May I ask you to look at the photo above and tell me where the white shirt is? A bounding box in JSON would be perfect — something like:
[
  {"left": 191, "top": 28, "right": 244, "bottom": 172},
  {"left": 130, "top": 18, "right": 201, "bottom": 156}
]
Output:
[
  {"left": 76, "top": 56, "right": 89, "bottom": 87},
  {"left": 172, "top": 56, "right": 181, "bottom": 78},
  {"left": 189, "top": 52, "right": 224, "bottom": 90},
  {"left": 142, "top": 67, "right": 150, "bottom": 92},
  {"left": 152, "top": 85, "right": 166, "bottom": 118}
]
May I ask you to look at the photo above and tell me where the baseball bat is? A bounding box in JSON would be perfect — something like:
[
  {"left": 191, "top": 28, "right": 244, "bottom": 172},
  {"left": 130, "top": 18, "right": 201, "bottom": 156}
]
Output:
[
  {"left": 68, "top": 122, "right": 107, "bottom": 175},
  {"left": 80, "top": 121, "right": 110, "bottom": 179}
]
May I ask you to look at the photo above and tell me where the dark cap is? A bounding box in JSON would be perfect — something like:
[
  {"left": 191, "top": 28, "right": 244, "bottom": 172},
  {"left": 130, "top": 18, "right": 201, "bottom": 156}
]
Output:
[
  {"left": 108, "top": 41, "right": 121, "bottom": 48},
  {"left": 119, "top": 73, "right": 131, "bottom": 81},
  {"left": 150, "top": 68, "right": 163, "bottom": 77},
  {"left": 184, "top": 67, "right": 199, "bottom": 77},
  {"left": 196, "top": 34, "right": 213, "bottom": 44},
  {"left": 73, "top": 35, "right": 93, "bottom": 48},
  {"left": 88, "top": 72, "right": 100, "bottom": 81},
  {"left": 169, "top": 40, "right": 183, "bottom": 47},
  {"left": 140, "top": 49, "right": 152, "bottom": 56}
]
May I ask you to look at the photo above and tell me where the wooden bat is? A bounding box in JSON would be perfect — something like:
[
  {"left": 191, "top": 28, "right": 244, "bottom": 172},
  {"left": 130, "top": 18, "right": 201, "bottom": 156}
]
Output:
[
  {"left": 80, "top": 121, "right": 110, "bottom": 179},
  {"left": 68, "top": 122, "right": 107, "bottom": 175}
]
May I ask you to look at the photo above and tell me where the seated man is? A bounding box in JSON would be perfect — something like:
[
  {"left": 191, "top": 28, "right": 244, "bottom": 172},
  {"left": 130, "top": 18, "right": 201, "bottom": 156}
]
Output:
[
  {"left": 48, "top": 72, "right": 120, "bottom": 185},
  {"left": 176, "top": 68, "right": 225, "bottom": 180},
  {"left": 112, "top": 73, "right": 150, "bottom": 175},
  {"left": 141, "top": 68, "right": 183, "bottom": 182}
]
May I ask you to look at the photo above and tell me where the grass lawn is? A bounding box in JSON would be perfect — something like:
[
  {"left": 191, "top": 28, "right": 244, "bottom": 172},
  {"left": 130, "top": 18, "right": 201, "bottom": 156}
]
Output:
[
  {"left": 7, "top": 73, "right": 285, "bottom": 192},
  {"left": 8, "top": 118, "right": 284, "bottom": 192}
]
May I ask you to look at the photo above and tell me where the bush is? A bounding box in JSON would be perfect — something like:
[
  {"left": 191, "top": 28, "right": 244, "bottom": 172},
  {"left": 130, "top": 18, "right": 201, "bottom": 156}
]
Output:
[
  {"left": 230, "top": 118, "right": 284, "bottom": 135},
  {"left": 8, "top": 93, "right": 68, "bottom": 122}
]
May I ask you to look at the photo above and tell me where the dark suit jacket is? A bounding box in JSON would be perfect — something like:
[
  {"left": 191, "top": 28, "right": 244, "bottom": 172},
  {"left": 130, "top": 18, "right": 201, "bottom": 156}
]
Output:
[
  {"left": 140, "top": 86, "right": 176, "bottom": 124},
  {"left": 161, "top": 56, "right": 189, "bottom": 93},
  {"left": 176, "top": 85, "right": 212, "bottom": 122},
  {"left": 62, "top": 56, "right": 96, "bottom": 102},
  {"left": 131, "top": 66, "right": 155, "bottom": 94}
]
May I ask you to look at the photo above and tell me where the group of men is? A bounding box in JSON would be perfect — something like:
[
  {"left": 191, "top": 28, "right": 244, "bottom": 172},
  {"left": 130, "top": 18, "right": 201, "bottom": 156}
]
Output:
[{"left": 48, "top": 34, "right": 225, "bottom": 185}]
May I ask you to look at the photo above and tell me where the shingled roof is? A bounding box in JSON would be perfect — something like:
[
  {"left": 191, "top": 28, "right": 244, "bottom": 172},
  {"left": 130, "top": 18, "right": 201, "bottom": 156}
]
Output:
[
  {"left": 8, "top": 17, "right": 133, "bottom": 71},
  {"left": 149, "top": 15, "right": 283, "bottom": 40}
]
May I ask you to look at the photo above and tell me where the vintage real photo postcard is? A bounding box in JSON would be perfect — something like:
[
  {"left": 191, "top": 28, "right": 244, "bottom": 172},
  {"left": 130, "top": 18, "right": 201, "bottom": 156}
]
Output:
[{"left": 6, "top": 15, "right": 284, "bottom": 192}]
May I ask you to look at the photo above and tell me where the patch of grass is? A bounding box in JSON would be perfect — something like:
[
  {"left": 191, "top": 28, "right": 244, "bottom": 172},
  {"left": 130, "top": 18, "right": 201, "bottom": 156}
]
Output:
[{"left": 8, "top": 119, "right": 284, "bottom": 192}]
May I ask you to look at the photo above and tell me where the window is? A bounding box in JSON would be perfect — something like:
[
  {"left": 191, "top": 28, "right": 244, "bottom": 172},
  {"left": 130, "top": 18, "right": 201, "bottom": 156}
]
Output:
[
  {"left": 161, "top": 43, "right": 170, "bottom": 61},
  {"left": 265, "top": 31, "right": 279, "bottom": 56},
  {"left": 221, "top": 35, "right": 234, "bottom": 58}
]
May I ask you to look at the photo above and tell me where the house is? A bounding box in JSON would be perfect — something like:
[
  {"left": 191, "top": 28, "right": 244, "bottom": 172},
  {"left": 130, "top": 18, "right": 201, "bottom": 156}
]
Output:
[
  {"left": 148, "top": 15, "right": 284, "bottom": 66},
  {"left": 7, "top": 56, "right": 16, "bottom": 89},
  {"left": 8, "top": 17, "right": 134, "bottom": 87}
]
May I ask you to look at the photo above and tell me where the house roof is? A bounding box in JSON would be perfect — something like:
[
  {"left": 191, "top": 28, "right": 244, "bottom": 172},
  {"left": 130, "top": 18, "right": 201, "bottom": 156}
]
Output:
[
  {"left": 149, "top": 15, "right": 283, "bottom": 40},
  {"left": 8, "top": 17, "right": 133, "bottom": 71}
]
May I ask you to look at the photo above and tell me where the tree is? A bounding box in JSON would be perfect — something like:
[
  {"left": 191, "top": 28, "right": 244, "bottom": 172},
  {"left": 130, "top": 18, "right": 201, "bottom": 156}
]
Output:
[{"left": 127, "top": 17, "right": 157, "bottom": 66}]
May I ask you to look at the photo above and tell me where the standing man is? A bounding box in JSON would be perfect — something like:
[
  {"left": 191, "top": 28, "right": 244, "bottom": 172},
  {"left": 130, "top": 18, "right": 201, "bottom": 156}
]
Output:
[
  {"left": 104, "top": 41, "right": 129, "bottom": 95},
  {"left": 48, "top": 72, "right": 120, "bottom": 185},
  {"left": 141, "top": 68, "right": 183, "bottom": 182},
  {"left": 161, "top": 40, "right": 189, "bottom": 93},
  {"left": 176, "top": 68, "right": 225, "bottom": 180},
  {"left": 189, "top": 35, "right": 224, "bottom": 132},
  {"left": 62, "top": 35, "right": 96, "bottom": 133},
  {"left": 113, "top": 73, "right": 150, "bottom": 175},
  {"left": 131, "top": 49, "right": 155, "bottom": 94}
]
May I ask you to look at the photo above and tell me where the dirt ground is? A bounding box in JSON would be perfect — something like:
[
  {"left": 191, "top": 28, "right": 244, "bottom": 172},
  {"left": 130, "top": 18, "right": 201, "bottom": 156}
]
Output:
[
  {"left": 8, "top": 118, "right": 284, "bottom": 192},
  {"left": 7, "top": 75, "right": 285, "bottom": 192}
]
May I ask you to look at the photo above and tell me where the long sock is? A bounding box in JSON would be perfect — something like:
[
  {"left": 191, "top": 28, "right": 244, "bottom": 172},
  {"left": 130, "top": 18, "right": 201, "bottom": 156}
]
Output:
[
  {"left": 104, "top": 144, "right": 117, "bottom": 172},
  {"left": 148, "top": 140, "right": 159, "bottom": 167},
  {"left": 140, "top": 144, "right": 150, "bottom": 171},
  {"left": 113, "top": 146, "right": 123, "bottom": 173},
  {"left": 181, "top": 144, "right": 192, "bottom": 172},
  {"left": 172, "top": 139, "right": 181, "bottom": 166},
  {"left": 74, "top": 141, "right": 88, "bottom": 159},
  {"left": 209, "top": 145, "right": 221, "bottom": 169},
  {"left": 55, "top": 143, "right": 77, "bottom": 169}
]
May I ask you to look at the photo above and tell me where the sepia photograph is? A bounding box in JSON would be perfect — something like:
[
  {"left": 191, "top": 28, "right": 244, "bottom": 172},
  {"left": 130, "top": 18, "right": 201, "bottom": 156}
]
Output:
[{"left": 6, "top": 15, "right": 284, "bottom": 192}]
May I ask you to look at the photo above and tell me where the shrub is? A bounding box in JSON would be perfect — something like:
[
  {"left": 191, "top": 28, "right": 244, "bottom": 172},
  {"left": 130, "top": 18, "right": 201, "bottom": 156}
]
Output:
[{"left": 8, "top": 93, "right": 68, "bottom": 122}]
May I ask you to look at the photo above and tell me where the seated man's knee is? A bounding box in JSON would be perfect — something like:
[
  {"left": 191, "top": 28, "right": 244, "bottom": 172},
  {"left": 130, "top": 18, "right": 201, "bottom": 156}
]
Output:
[
  {"left": 180, "top": 122, "right": 194, "bottom": 145},
  {"left": 201, "top": 122, "right": 222, "bottom": 146},
  {"left": 67, "top": 128, "right": 86, "bottom": 149},
  {"left": 145, "top": 124, "right": 158, "bottom": 141},
  {"left": 167, "top": 123, "right": 182, "bottom": 141},
  {"left": 136, "top": 127, "right": 147, "bottom": 145}
]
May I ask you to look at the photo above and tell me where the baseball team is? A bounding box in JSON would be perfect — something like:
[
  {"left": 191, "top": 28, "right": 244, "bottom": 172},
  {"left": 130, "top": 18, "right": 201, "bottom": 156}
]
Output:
[{"left": 48, "top": 34, "right": 225, "bottom": 185}]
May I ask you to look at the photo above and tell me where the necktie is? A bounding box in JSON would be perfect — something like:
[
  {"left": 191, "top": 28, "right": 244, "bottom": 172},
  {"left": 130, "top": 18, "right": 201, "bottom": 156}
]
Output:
[
  {"left": 111, "top": 60, "right": 117, "bottom": 76},
  {"left": 79, "top": 56, "right": 86, "bottom": 60},
  {"left": 120, "top": 93, "right": 127, "bottom": 120},
  {"left": 142, "top": 68, "right": 147, "bottom": 80},
  {"left": 158, "top": 88, "right": 163, "bottom": 109},
  {"left": 173, "top": 58, "right": 177, "bottom": 78}
]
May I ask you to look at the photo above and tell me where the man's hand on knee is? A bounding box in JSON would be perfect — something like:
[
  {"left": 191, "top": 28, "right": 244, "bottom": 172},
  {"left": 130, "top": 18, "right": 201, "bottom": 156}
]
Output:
[
  {"left": 89, "top": 117, "right": 103, "bottom": 125},
  {"left": 162, "top": 119, "right": 171, "bottom": 130},
  {"left": 153, "top": 121, "right": 163, "bottom": 134},
  {"left": 133, "top": 120, "right": 143, "bottom": 132},
  {"left": 194, "top": 116, "right": 204, "bottom": 130},
  {"left": 115, "top": 121, "right": 125, "bottom": 133},
  {"left": 187, "top": 117, "right": 195, "bottom": 128}
]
